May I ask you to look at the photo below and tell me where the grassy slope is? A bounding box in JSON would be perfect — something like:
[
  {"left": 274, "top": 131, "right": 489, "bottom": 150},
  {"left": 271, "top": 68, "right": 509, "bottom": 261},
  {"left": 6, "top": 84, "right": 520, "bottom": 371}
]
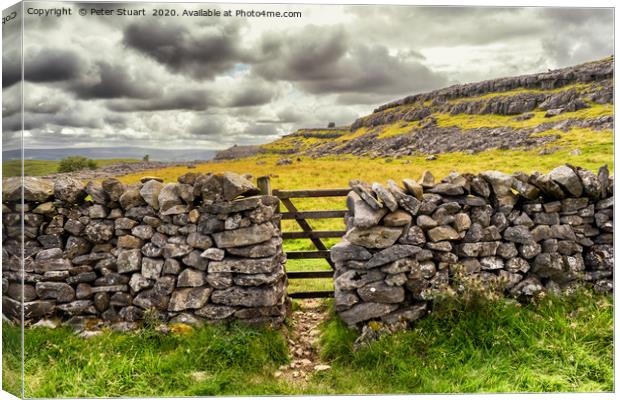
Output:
[
  {"left": 3, "top": 289, "right": 612, "bottom": 396},
  {"left": 2, "top": 159, "right": 139, "bottom": 177}
]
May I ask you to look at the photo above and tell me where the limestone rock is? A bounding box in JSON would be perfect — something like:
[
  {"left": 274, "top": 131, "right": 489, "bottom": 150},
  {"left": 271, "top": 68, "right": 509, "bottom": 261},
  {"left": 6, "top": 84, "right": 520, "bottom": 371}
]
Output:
[
  {"left": 548, "top": 165, "right": 583, "bottom": 197},
  {"left": 140, "top": 180, "right": 163, "bottom": 209},
  {"left": 212, "top": 223, "right": 275, "bottom": 248},
  {"left": 168, "top": 287, "right": 212, "bottom": 311},
  {"left": 339, "top": 302, "right": 399, "bottom": 326},
  {"left": 344, "top": 226, "right": 402, "bottom": 249},
  {"left": 54, "top": 176, "right": 86, "bottom": 204}
]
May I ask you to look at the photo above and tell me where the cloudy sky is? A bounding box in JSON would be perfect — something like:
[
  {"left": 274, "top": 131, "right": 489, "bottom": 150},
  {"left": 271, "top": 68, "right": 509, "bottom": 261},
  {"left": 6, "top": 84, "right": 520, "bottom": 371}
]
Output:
[{"left": 1, "top": 3, "right": 614, "bottom": 151}]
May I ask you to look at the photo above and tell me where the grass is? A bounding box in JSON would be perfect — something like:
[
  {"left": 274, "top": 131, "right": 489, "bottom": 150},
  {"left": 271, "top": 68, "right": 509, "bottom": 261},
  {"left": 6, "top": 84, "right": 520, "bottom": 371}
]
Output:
[
  {"left": 313, "top": 289, "right": 613, "bottom": 394},
  {"left": 3, "top": 289, "right": 612, "bottom": 396},
  {"left": 2, "top": 159, "right": 139, "bottom": 177},
  {"left": 3, "top": 322, "right": 289, "bottom": 397}
]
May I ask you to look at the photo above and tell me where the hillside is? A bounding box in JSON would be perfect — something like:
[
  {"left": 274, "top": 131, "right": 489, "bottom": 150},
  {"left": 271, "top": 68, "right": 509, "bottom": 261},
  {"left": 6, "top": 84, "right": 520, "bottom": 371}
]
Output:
[{"left": 216, "top": 56, "right": 613, "bottom": 159}]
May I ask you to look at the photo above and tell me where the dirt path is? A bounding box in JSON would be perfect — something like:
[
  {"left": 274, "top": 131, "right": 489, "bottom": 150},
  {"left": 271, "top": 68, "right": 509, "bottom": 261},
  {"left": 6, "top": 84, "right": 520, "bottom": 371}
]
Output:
[{"left": 275, "top": 299, "right": 331, "bottom": 383}]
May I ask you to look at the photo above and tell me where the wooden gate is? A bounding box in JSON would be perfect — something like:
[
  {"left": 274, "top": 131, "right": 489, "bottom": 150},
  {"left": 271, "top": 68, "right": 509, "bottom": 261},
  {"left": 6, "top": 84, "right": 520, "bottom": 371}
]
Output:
[{"left": 258, "top": 176, "right": 350, "bottom": 299}]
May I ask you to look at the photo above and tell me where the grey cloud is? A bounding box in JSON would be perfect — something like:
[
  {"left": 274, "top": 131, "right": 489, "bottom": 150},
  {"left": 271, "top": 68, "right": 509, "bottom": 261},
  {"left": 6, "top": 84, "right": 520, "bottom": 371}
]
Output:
[
  {"left": 25, "top": 48, "right": 84, "bottom": 83},
  {"left": 71, "top": 61, "right": 157, "bottom": 99},
  {"left": 228, "top": 82, "right": 277, "bottom": 107},
  {"left": 123, "top": 20, "right": 247, "bottom": 80},
  {"left": 189, "top": 115, "right": 227, "bottom": 136},
  {"left": 255, "top": 26, "right": 448, "bottom": 97},
  {"left": 106, "top": 89, "right": 217, "bottom": 112}
]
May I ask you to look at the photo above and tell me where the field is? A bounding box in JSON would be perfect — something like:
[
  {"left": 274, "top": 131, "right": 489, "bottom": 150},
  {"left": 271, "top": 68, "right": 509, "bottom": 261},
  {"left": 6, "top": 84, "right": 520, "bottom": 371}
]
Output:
[
  {"left": 3, "top": 289, "right": 613, "bottom": 397},
  {"left": 2, "top": 159, "right": 139, "bottom": 178}
]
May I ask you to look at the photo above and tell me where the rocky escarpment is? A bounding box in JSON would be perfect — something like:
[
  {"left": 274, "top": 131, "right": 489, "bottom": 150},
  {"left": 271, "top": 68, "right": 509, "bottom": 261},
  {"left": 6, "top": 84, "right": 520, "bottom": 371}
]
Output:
[
  {"left": 370, "top": 57, "right": 613, "bottom": 116},
  {"left": 331, "top": 164, "right": 613, "bottom": 330},
  {"left": 2, "top": 172, "right": 289, "bottom": 331},
  {"left": 217, "top": 57, "right": 613, "bottom": 159}
]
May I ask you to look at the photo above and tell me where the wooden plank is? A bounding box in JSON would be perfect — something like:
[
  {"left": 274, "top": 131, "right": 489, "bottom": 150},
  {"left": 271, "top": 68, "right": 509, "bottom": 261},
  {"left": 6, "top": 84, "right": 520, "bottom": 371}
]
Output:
[
  {"left": 289, "top": 291, "right": 334, "bottom": 299},
  {"left": 286, "top": 250, "right": 331, "bottom": 259},
  {"left": 287, "top": 271, "right": 334, "bottom": 279},
  {"left": 282, "top": 231, "right": 346, "bottom": 239},
  {"left": 273, "top": 188, "right": 351, "bottom": 199},
  {"left": 280, "top": 197, "right": 336, "bottom": 268},
  {"left": 281, "top": 210, "right": 347, "bottom": 220}
]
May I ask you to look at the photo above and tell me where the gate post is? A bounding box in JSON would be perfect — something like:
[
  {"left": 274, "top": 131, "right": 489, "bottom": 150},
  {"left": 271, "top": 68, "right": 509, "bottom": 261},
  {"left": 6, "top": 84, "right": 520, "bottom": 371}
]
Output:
[{"left": 257, "top": 176, "right": 271, "bottom": 195}]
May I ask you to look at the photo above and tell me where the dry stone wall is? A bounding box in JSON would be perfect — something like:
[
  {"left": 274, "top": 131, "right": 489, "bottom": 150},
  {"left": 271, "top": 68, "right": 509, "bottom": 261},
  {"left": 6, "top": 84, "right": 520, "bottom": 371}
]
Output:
[
  {"left": 2, "top": 172, "right": 289, "bottom": 330},
  {"left": 332, "top": 164, "right": 614, "bottom": 328}
]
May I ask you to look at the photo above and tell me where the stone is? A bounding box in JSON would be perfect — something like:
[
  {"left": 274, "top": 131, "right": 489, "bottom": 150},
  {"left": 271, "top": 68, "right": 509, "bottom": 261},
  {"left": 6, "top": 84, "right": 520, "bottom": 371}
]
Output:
[
  {"left": 177, "top": 269, "right": 206, "bottom": 287},
  {"left": 454, "top": 213, "right": 472, "bottom": 232},
  {"left": 7, "top": 283, "right": 37, "bottom": 302},
  {"left": 163, "top": 258, "right": 181, "bottom": 275},
  {"left": 575, "top": 168, "right": 602, "bottom": 199},
  {"left": 347, "top": 191, "right": 387, "bottom": 228},
  {"left": 550, "top": 225, "right": 577, "bottom": 240},
  {"left": 497, "top": 242, "right": 518, "bottom": 259},
  {"left": 84, "top": 221, "right": 114, "bottom": 243},
  {"left": 519, "top": 242, "right": 542, "bottom": 259},
  {"left": 141, "top": 243, "right": 163, "bottom": 258},
  {"left": 211, "top": 285, "right": 282, "bottom": 307},
  {"left": 350, "top": 180, "right": 383, "bottom": 210},
  {"left": 366, "top": 245, "right": 421, "bottom": 268},
  {"left": 480, "top": 171, "right": 513, "bottom": 196},
  {"left": 382, "top": 210, "right": 412, "bottom": 227},
  {"left": 200, "top": 248, "right": 225, "bottom": 261},
  {"left": 562, "top": 197, "right": 590, "bottom": 213},
  {"left": 480, "top": 257, "right": 504, "bottom": 270},
  {"left": 117, "top": 235, "right": 143, "bottom": 249},
  {"left": 511, "top": 178, "right": 540, "bottom": 199},
  {"left": 357, "top": 282, "right": 405, "bottom": 303},
  {"left": 209, "top": 256, "right": 278, "bottom": 274},
  {"left": 233, "top": 269, "right": 284, "bottom": 286},
  {"left": 503, "top": 225, "right": 533, "bottom": 244},
  {"left": 128, "top": 225, "right": 153, "bottom": 241},
  {"left": 339, "top": 303, "right": 399, "bottom": 326},
  {"left": 220, "top": 172, "right": 259, "bottom": 201},
  {"left": 334, "top": 288, "right": 360, "bottom": 310},
  {"left": 195, "top": 304, "right": 237, "bottom": 319},
  {"left": 35, "top": 282, "right": 75, "bottom": 302},
  {"left": 531, "top": 225, "right": 552, "bottom": 242},
  {"left": 335, "top": 270, "right": 384, "bottom": 291},
  {"left": 530, "top": 173, "right": 565, "bottom": 199},
  {"left": 372, "top": 183, "right": 398, "bottom": 211},
  {"left": 416, "top": 215, "right": 438, "bottom": 229},
  {"left": 168, "top": 287, "right": 212, "bottom": 311},
  {"left": 427, "top": 182, "right": 465, "bottom": 196},
  {"left": 498, "top": 270, "right": 523, "bottom": 289},
  {"left": 119, "top": 186, "right": 145, "bottom": 210},
  {"left": 345, "top": 226, "right": 402, "bottom": 249},
  {"left": 116, "top": 249, "right": 142, "bottom": 273},
  {"left": 505, "top": 257, "right": 530, "bottom": 273},
  {"left": 426, "top": 241, "right": 452, "bottom": 252},
  {"left": 182, "top": 250, "right": 209, "bottom": 270},
  {"left": 141, "top": 257, "right": 163, "bottom": 280},
  {"left": 330, "top": 241, "right": 372, "bottom": 262},
  {"left": 205, "top": 273, "right": 233, "bottom": 289},
  {"left": 399, "top": 226, "right": 426, "bottom": 245},
  {"left": 427, "top": 226, "right": 459, "bottom": 242},
  {"left": 161, "top": 205, "right": 189, "bottom": 215},
  {"left": 53, "top": 176, "right": 86, "bottom": 204},
  {"left": 87, "top": 204, "right": 107, "bottom": 219},
  {"left": 548, "top": 165, "right": 583, "bottom": 197},
  {"left": 598, "top": 165, "right": 610, "bottom": 197},
  {"left": 128, "top": 273, "right": 152, "bottom": 293},
  {"left": 162, "top": 243, "right": 193, "bottom": 259},
  {"left": 212, "top": 223, "right": 275, "bottom": 248},
  {"left": 101, "top": 178, "right": 125, "bottom": 201},
  {"left": 158, "top": 183, "right": 182, "bottom": 212},
  {"left": 186, "top": 232, "right": 213, "bottom": 249},
  {"left": 3, "top": 177, "right": 53, "bottom": 202},
  {"left": 382, "top": 303, "right": 427, "bottom": 325},
  {"left": 402, "top": 179, "right": 424, "bottom": 200},
  {"left": 226, "top": 238, "right": 280, "bottom": 258}
]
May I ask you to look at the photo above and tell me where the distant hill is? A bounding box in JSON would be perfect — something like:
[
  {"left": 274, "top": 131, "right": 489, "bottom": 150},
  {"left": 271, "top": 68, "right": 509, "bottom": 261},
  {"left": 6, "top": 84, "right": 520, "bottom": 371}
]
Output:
[
  {"left": 2, "top": 147, "right": 217, "bottom": 162},
  {"left": 216, "top": 56, "right": 613, "bottom": 160}
]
